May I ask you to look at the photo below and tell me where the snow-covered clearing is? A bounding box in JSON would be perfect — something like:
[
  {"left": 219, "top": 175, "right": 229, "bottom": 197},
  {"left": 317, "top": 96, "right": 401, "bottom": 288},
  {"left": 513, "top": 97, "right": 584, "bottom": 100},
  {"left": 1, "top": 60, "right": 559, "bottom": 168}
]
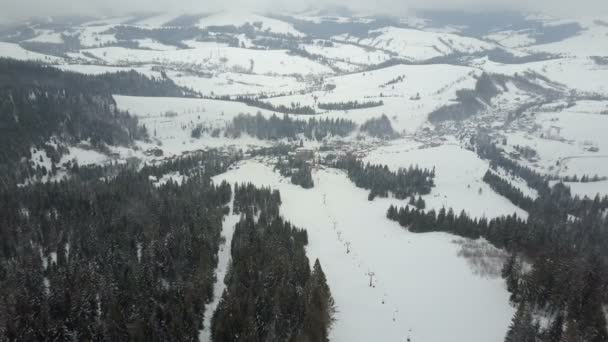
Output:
[
  {"left": 300, "top": 41, "right": 393, "bottom": 66},
  {"left": 364, "top": 142, "right": 528, "bottom": 219},
  {"left": 0, "top": 42, "right": 62, "bottom": 63},
  {"left": 562, "top": 180, "right": 608, "bottom": 198},
  {"left": 169, "top": 71, "right": 309, "bottom": 97},
  {"left": 114, "top": 95, "right": 273, "bottom": 156},
  {"left": 25, "top": 30, "right": 64, "bottom": 44},
  {"left": 213, "top": 159, "right": 515, "bottom": 342}
]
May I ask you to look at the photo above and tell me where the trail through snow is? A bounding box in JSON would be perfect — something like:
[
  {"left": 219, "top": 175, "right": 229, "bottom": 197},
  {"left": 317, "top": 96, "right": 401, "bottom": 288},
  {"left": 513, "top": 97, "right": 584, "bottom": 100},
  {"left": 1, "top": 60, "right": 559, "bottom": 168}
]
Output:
[{"left": 198, "top": 197, "right": 241, "bottom": 342}]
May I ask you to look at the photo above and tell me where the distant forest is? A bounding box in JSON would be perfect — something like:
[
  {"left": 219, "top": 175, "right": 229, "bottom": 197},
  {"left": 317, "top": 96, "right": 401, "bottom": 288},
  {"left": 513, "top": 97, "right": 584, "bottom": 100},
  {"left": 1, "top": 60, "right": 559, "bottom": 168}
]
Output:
[{"left": 0, "top": 59, "right": 191, "bottom": 185}]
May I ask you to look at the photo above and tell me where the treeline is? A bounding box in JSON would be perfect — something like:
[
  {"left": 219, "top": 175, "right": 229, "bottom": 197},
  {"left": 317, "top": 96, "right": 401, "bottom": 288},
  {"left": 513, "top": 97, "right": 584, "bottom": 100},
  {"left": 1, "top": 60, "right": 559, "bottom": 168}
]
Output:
[
  {"left": 428, "top": 73, "right": 501, "bottom": 122},
  {"left": 226, "top": 113, "right": 356, "bottom": 141},
  {"left": 209, "top": 95, "right": 316, "bottom": 115},
  {"left": 107, "top": 26, "right": 205, "bottom": 49},
  {"left": 561, "top": 174, "right": 607, "bottom": 183},
  {"left": 0, "top": 155, "right": 234, "bottom": 340},
  {"left": 475, "top": 137, "right": 551, "bottom": 197},
  {"left": 483, "top": 170, "right": 535, "bottom": 212},
  {"left": 275, "top": 155, "right": 315, "bottom": 189},
  {"left": 360, "top": 114, "right": 396, "bottom": 138},
  {"left": 334, "top": 156, "right": 435, "bottom": 201},
  {"left": 381, "top": 75, "right": 406, "bottom": 87},
  {"left": 140, "top": 150, "right": 240, "bottom": 180},
  {"left": 212, "top": 183, "right": 335, "bottom": 341},
  {"left": 317, "top": 99, "right": 384, "bottom": 111},
  {"left": 0, "top": 59, "right": 190, "bottom": 97}
]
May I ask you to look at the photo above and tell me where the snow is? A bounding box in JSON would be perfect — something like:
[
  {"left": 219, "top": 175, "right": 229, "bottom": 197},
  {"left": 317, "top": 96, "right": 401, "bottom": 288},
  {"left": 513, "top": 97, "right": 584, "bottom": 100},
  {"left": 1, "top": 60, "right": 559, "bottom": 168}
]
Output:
[
  {"left": 197, "top": 11, "right": 304, "bottom": 37},
  {"left": 153, "top": 172, "right": 186, "bottom": 187},
  {"left": 562, "top": 180, "right": 608, "bottom": 199},
  {"left": 528, "top": 22, "right": 608, "bottom": 57},
  {"left": 521, "top": 104, "right": 608, "bottom": 177},
  {"left": 476, "top": 57, "right": 608, "bottom": 95},
  {"left": 265, "top": 64, "right": 479, "bottom": 133},
  {"left": 114, "top": 95, "right": 273, "bottom": 157},
  {"left": 60, "top": 146, "right": 110, "bottom": 166},
  {"left": 213, "top": 158, "right": 515, "bottom": 342},
  {"left": 0, "top": 42, "right": 62, "bottom": 63},
  {"left": 77, "top": 25, "right": 118, "bottom": 47},
  {"left": 491, "top": 167, "right": 539, "bottom": 200},
  {"left": 169, "top": 71, "right": 308, "bottom": 97},
  {"left": 485, "top": 30, "right": 537, "bottom": 48},
  {"left": 335, "top": 27, "right": 498, "bottom": 61},
  {"left": 364, "top": 142, "right": 529, "bottom": 219},
  {"left": 82, "top": 45, "right": 333, "bottom": 75},
  {"left": 300, "top": 40, "right": 393, "bottom": 66},
  {"left": 135, "top": 39, "right": 179, "bottom": 51},
  {"left": 25, "top": 30, "right": 64, "bottom": 44}
]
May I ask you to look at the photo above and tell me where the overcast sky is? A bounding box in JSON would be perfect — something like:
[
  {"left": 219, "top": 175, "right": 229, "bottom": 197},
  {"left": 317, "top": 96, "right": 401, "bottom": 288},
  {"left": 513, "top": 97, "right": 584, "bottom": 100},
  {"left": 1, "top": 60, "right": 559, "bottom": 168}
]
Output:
[{"left": 1, "top": 0, "right": 607, "bottom": 24}]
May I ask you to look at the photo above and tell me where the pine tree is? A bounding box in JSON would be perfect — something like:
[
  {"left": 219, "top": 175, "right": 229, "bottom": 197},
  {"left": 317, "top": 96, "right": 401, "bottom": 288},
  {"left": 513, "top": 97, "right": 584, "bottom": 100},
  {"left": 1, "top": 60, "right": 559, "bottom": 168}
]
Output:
[
  {"left": 505, "top": 303, "right": 537, "bottom": 342},
  {"left": 302, "top": 259, "right": 336, "bottom": 342}
]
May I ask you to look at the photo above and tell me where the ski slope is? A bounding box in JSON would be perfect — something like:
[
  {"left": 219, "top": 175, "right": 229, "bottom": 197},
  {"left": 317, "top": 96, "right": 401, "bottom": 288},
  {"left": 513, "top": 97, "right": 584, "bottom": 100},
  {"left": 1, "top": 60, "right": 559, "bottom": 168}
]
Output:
[{"left": 213, "top": 159, "right": 515, "bottom": 342}]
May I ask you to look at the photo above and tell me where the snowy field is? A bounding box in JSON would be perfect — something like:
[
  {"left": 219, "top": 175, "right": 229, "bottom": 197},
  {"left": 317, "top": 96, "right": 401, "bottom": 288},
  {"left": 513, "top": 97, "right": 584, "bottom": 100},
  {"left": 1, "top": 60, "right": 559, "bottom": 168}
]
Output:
[
  {"left": 114, "top": 95, "right": 275, "bottom": 157},
  {"left": 169, "top": 71, "right": 309, "bottom": 97},
  {"left": 264, "top": 64, "right": 479, "bottom": 133},
  {"left": 213, "top": 159, "right": 515, "bottom": 342},
  {"left": 0, "top": 42, "right": 62, "bottom": 63},
  {"left": 335, "top": 27, "right": 499, "bottom": 61},
  {"left": 364, "top": 142, "right": 528, "bottom": 219},
  {"left": 81, "top": 44, "right": 334, "bottom": 75}
]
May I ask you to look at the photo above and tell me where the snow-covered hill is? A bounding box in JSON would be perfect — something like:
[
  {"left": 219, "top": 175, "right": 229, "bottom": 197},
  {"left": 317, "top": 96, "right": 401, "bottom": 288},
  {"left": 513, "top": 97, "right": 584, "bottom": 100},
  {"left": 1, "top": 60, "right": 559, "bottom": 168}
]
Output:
[{"left": 335, "top": 27, "right": 501, "bottom": 61}]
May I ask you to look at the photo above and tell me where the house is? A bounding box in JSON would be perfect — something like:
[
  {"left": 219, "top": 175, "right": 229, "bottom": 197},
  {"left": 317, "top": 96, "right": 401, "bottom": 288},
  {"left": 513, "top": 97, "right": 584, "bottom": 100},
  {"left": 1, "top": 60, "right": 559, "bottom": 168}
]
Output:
[{"left": 295, "top": 147, "right": 315, "bottom": 162}]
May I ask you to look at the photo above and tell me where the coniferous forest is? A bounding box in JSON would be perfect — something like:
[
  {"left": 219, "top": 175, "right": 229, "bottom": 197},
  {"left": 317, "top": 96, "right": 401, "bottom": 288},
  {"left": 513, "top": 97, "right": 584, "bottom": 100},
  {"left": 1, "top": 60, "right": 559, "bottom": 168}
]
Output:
[
  {"left": 0, "top": 59, "right": 191, "bottom": 185},
  {"left": 0, "top": 60, "right": 335, "bottom": 341},
  {"left": 0, "top": 152, "right": 335, "bottom": 341},
  {"left": 0, "top": 153, "right": 232, "bottom": 340},
  {"left": 226, "top": 113, "right": 357, "bottom": 141},
  {"left": 333, "top": 155, "right": 435, "bottom": 201},
  {"left": 212, "top": 184, "right": 334, "bottom": 341}
]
